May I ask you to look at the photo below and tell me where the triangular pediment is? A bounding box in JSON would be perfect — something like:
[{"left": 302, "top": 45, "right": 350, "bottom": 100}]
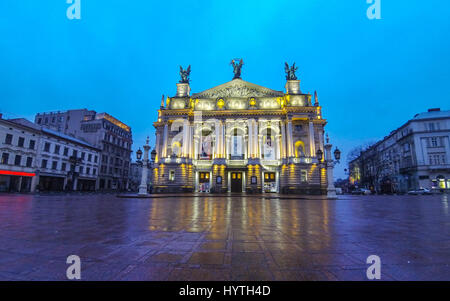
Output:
[{"left": 192, "top": 79, "right": 284, "bottom": 99}]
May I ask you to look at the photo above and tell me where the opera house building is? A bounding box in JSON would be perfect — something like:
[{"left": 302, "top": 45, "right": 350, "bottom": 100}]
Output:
[{"left": 152, "top": 61, "right": 329, "bottom": 194}]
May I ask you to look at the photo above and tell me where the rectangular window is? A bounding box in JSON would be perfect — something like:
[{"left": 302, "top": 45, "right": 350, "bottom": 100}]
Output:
[
  {"left": 93, "top": 168, "right": 97, "bottom": 175},
  {"left": 14, "top": 155, "right": 21, "bottom": 166},
  {"left": 5, "top": 134, "right": 12, "bottom": 144},
  {"left": 44, "top": 142, "right": 50, "bottom": 152},
  {"left": 41, "top": 159, "right": 48, "bottom": 168},
  {"left": 429, "top": 123, "right": 435, "bottom": 131},
  {"left": 63, "top": 147, "right": 69, "bottom": 156},
  {"left": 61, "top": 162, "right": 66, "bottom": 171},
  {"left": 72, "top": 150, "right": 77, "bottom": 157},
  {"left": 54, "top": 145, "right": 60, "bottom": 154},
  {"left": 88, "top": 154, "right": 92, "bottom": 162},
  {"left": 431, "top": 137, "right": 438, "bottom": 147},
  {"left": 264, "top": 172, "right": 276, "bottom": 183},
  {"left": 18, "top": 137, "right": 25, "bottom": 147},
  {"left": 26, "top": 157, "right": 33, "bottom": 167},
  {"left": 79, "top": 166, "right": 83, "bottom": 174},
  {"left": 301, "top": 170, "right": 308, "bottom": 182},
  {"left": 1, "top": 153, "right": 9, "bottom": 164},
  {"left": 52, "top": 161, "right": 58, "bottom": 170},
  {"left": 86, "top": 167, "right": 90, "bottom": 175},
  {"left": 29, "top": 140, "right": 35, "bottom": 149},
  {"left": 94, "top": 155, "right": 98, "bottom": 163},
  {"left": 81, "top": 152, "right": 85, "bottom": 160}
]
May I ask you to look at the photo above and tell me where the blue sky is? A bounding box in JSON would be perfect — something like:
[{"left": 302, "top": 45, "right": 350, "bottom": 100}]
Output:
[{"left": 1, "top": 1, "right": 449, "bottom": 178}]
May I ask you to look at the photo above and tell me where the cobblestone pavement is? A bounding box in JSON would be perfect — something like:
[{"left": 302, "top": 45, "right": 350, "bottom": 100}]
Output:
[{"left": 0, "top": 193, "right": 449, "bottom": 281}]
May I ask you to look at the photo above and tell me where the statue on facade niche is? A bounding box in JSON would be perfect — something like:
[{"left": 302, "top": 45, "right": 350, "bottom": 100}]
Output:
[
  {"left": 284, "top": 62, "right": 298, "bottom": 80},
  {"left": 230, "top": 59, "right": 244, "bottom": 79},
  {"left": 179, "top": 65, "right": 191, "bottom": 84}
]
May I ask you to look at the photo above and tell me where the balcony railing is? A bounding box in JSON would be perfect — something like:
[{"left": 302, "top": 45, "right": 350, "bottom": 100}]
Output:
[{"left": 292, "top": 157, "right": 314, "bottom": 164}]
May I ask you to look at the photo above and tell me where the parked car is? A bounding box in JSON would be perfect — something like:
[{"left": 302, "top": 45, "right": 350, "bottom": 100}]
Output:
[
  {"left": 407, "top": 188, "right": 432, "bottom": 195},
  {"left": 351, "top": 188, "right": 371, "bottom": 195},
  {"left": 335, "top": 187, "right": 343, "bottom": 195}
]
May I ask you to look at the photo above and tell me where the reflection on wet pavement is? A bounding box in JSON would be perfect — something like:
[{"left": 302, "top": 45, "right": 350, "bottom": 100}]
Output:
[{"left": 0, "top": 193, "right": 449, "bottom": 280}]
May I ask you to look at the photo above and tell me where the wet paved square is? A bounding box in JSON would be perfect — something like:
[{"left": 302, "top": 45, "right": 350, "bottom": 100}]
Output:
[{"left": 0, "top": 193, "right": 449, "bottom": 280}]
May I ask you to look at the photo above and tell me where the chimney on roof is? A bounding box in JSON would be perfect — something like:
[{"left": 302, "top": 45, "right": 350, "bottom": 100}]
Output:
[{"left": 428, "top": 108, "right": 440, "bottom": 112}]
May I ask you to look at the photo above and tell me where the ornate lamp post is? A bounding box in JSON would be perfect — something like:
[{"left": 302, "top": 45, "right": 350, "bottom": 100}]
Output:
[
  {"left": 138, "top": 137, "right": 151, "bottom": 196},
  {"left": 324, "top": 134, "right": 341, "bottom": 199}
]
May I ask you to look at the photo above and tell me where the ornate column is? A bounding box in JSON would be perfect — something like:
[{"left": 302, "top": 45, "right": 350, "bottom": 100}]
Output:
[
  {"left": 183, "top": 119, "right": 189, "bottom": 157},
  {"left": 217, "top": 121, "right": 223, "bottom": 158},
  {"left": 162, "top": 123, "right": 169, "bottom": 158},
  {"left": 253, "top": 119, "right": 258, "bottom": 157},
  {"left": 193, "top": 124, "right": 199, "bottom": 160},
  {"left": 155, "top": 127, "right": 161, "bottom": 163},
  {"left": 190, "top": 125, "right": 195, "bottom": 158},
  {"left": 325, "top": 137, "right": 337, "bottom": 199},
  {"left": 138, "top": 137, "right": 150, "bottom": 196},
  {"left": 248, "top": 120, "right": 253, "bottom": 158},
  {"left": 286, "top": 119, "right": 293, "bottom": 157},
  {"left": 280, "top": 121, "right": 287, "bottom": 158},
  {"left": 309, "top": 119, "right": 316, "bottom": 157},
  {"left": 186, "top": 123, "right": 192, "bottom": 159}
]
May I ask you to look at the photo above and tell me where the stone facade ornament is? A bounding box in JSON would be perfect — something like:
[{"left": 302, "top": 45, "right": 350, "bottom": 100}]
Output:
[
  {"left": 230, "top": 59, "right": 244, "bottom": 79},
  {"left": 285, "top": 62, "right": 298, "bottom": 80},
  {"left": 193, "top": 79, "right": 283, "bottom": 99},
  {"left": 179, "top": 65, "right": 191, "bottom": 84}
]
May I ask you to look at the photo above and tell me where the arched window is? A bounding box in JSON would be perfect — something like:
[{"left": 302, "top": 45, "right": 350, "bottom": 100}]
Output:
[
  {"left": 262, "top": 128, "right": 275, "bottom": 159},
  {"left": 230, "top": 128, "right": 245, "bottom": 159},
  {"left": 199, "top": 128, "right": 213, "bottom": 160},
  {"left": 295, "top": 141, "right": 305, "bottom": 158},
  {"left": 170, "top": 141, "right": 181, "bottom": 157}
]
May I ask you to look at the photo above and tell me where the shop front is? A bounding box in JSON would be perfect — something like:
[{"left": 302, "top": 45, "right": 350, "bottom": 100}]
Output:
[{"left": 0, "top": 170, "right": 35, "bottom": 192}]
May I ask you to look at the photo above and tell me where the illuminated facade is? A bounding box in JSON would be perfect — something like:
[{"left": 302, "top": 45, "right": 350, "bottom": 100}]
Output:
[
  {"left": 35, "top": 109, "right": 133, "bottom": 190},
  {"left": 349, "top": 108, "right": 450, "bottom": 193},
  {"left": 0, "top": 117, "right": 100, "bottom": 192},
  {"left": 152, "top": 63, "right": 328, "bottom": 194}
]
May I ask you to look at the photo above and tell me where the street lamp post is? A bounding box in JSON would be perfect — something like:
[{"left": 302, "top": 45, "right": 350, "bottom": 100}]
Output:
[
  {"left": 68, "top": 155, "right": 82, "bottom": 191},
  {"left": 323, "top": 134, "right": 341, "bottom": 199},
  {"left": 138, "top": 137, "right": 151, "bottom": 196}
]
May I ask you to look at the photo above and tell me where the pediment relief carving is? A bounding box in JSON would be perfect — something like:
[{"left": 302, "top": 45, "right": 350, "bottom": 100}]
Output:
[{"left": 193, "top": 79, "right": 283, "bottom": 99}]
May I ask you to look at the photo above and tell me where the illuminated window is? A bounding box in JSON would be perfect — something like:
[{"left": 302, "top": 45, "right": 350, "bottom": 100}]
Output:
[
  {"left": 169, "top": 170, "right": 175, "bottom": 181},
  {"left": 264, "top": 172, "right": 276, "bottom": 183},
  {"left": 217, "top": 98, "right": 225, "bottom": 109},
  {"left": 199, "top": 172, "right": 209, "bottom": 183}
]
